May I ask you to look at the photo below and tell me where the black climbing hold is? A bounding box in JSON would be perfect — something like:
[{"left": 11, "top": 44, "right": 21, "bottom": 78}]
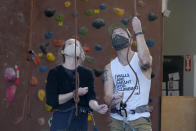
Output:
[
  {"left": 92, "top": 18, "right": 105, "bottom": 29},
  {"left": 44, "top": 8, "right": 56, "bottom": 17}
]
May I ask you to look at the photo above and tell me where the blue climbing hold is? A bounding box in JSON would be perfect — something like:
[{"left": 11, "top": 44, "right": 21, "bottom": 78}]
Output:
[
  {"left": 93, "top": 126, "right": 98, "bottom": 131},
  {"left": 148, "top": 12, "right": 158, "bottom": 21},
  {"left": 121, "top": 18, "right": 130, "bottom": 25},
  {"left": 45, "top": 32, "right": 53, "bottom": 39},
  {"left": 146, "top": 40, "right": 154, "bottom": 47},
  {"left": 99, "top": 3, "right": 107, "bottom": 10},
  {"left": 72, "top": 11, "right": 79, "bottom": 17},
  {"left": 39, "top": 66, "right": 47, "bottom": 73},
  {"left": 149, "top": 98, "right": 152, "bottom": 103},
  {"left": 94, "top": 44, "right": 102, "bottom": 51}
]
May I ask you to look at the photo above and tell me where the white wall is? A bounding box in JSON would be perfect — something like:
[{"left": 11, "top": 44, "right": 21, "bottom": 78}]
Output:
[{"left": 163, "top": 0, "right": 196, "bottom": 96}]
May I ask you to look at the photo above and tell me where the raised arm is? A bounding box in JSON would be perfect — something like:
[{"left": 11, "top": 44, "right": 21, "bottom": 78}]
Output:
[{"left": 132, "top": 17, "right": 152, "bottom": 70}]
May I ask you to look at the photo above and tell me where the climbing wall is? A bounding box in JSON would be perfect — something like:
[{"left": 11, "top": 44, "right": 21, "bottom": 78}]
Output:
[{"left": 0, "top": 0, "right": 162, "bottom": 131}]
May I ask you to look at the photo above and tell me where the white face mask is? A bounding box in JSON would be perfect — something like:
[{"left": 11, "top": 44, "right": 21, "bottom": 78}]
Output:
[{"left": 63, "top": 39, "right": 81, "bottom": 57}]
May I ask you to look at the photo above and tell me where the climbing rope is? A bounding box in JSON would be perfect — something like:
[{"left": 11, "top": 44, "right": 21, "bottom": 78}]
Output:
[{"left": 73, "top": 0, "right": 80, "bottom": 116}]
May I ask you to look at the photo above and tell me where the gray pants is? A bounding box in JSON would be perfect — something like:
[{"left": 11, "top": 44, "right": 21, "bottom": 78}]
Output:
[{"left": 109, "top": 117, "right": 152, "bottom": 131}]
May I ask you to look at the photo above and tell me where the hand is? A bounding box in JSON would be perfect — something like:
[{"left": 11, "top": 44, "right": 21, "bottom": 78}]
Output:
[
  {"left": 78, "top": 87, "right": 88, "bottom": 96},
  {"left": 111, "top": 92, "right": 123, "bottom": 106},
  {"left": 132, "top": 17, "right": 142, "bottom": 33},
  {"left": 96, "top": 104, "right": 108, "bottom": 114}
]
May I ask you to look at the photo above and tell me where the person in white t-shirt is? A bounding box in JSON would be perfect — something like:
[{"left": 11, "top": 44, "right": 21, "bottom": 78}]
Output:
[{"left": 104, "top": 17, "right": 152, "bottom": 131}]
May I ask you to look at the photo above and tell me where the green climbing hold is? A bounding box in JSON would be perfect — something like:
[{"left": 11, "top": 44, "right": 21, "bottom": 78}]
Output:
[
  {"left": 85, "top": 9, "right": 94, "bottom": 16},
  {"left": 56, "top": 14, "right": 64, "bottom": 22},
  {"left": 85, "top": 55, "right": 95, "bottom": 63},
  {"left": 79, "top": 26, "right": 88, "bottom": 35}
]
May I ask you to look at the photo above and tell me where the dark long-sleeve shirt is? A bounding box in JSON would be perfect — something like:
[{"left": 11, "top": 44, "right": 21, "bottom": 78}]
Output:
[{"left": 46, "top": 65, "right": 96, "bottom": 111}]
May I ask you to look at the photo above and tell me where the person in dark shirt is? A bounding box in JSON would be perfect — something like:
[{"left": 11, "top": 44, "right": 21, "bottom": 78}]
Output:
[{"left": 46, "top": 38, "right": 108, "bottom": 131}]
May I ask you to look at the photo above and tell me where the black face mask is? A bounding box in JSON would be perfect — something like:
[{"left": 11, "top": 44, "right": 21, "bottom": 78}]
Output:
[{"left": 112, "top": 34, "right": 130, "bottom": 51}]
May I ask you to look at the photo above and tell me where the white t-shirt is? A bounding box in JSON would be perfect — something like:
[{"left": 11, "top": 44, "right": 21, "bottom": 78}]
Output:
[{"left": 110, "top": 52, "right": 151, "bottom": 121}]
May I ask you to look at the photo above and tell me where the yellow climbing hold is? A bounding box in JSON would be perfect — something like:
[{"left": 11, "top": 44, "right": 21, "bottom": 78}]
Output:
[
  {"left": 88, "top": 113, "right": 92, "bottom": 121},
  {"left": 38, "top": 52, "right": 43, "bottom": 57},
  {"left": 132, "top": 41, "right": 137, "bottom": 47},
  {"left": 46, "top": 52, "right": 55, "bottom": 62},
  {"left": 64, "top": 1, "right": 71, "bottom": 8},
  {"left": 45, "top": 104, "right": 52, "bottom": 111},
  {"left": 58, "top": 21, "right": 63, "bottom": 26},
  {"left": 94, "top": 9, "right": 100, "bottom": 14},
  {"left": 82, "top": 0, "right": 88, "bottom": 2},
  {"left": 113, "top": 8, "right": 125, "bottom": 16},
  {"left": 38, "top": 89, "right": 46, "bottom": 102}
]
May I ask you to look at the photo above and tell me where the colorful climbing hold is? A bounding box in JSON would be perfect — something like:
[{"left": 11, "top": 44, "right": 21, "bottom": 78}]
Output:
[
  {"left": 6, "top": 85, "right": 17, "bottom": 102},
  {"left": 113, "top": 8, "right": 125, "bottom": 16},
  {"left": 58, "top": 21, "right": 63, "bottom": 26},
  {"left": 56, "top": 14, "right": 64, "bottom": 21},
  {"left": 92, "top": 18, "right": 105, "bottom": 29},
  {"left": 38, "top": 53, "right": 43, "bottom": 57},
  {"left": 45, "top": 32, "right": 53, "bottom": 39},
  {"left": 79, "top": 26, "right": 88, "bottom": 35},
  {"left": 46, "top": 52, "right": 55, "bottom": 62},
  {"left": 146, "top": 39, "right": 155, "bottom": 47},
  {"left": 94, "top": 44, "right": 102, "bottom": 51},
  {"left": 39, "top": 66, "right": 47, "bottom": 73},
  {"left": 85, "top": 55, "right": 95, "bottom": 63},
  {"left": 45, "top": 104, "right": 52, "bottom": 111},
  {"left": 121, "top": 18, "right": 130, "bottom": 25},
  {"left": 148, "top": 12, "right": 158, "bottom": 21},
  {"left": 94, "top": 9, "right": 100, "bottom": 14},
  {"left": 31, "top": 76, "right": 38, "bottom": 86},
  {"left": 40, "top": 42, "right": 49, "bottom": 54},
  {"left": 85, "top": 9, "right": 94, "bottom": 16},
  {"left": 56, "top": 14, "right": 64, "bottom": 26},
  {"left": 72, "top": 11, "right": 79, "bottom": 17},
  {"left": 64, "top": 1, "right": 71, "bottom": 8},
  {"left": 4, "top": 67, "right": 16, "bottom": 82},
  {"left": 44, "top": 8, "right": 56, "bottom": 17},
  {"left": 81, "top": 0, "right": 88, "bottom": 2},
  {"left": 38, "top": 89, "right": 46, "bottom": 102},
  {"left": 83, "top": 46, "right": 91, "bottom": 53},
  {"left": 99, "top": 3, "right": 107, "bottom": 10},
  {"left": 53, "top": 40, "right": 64, "bottom": 47}
]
